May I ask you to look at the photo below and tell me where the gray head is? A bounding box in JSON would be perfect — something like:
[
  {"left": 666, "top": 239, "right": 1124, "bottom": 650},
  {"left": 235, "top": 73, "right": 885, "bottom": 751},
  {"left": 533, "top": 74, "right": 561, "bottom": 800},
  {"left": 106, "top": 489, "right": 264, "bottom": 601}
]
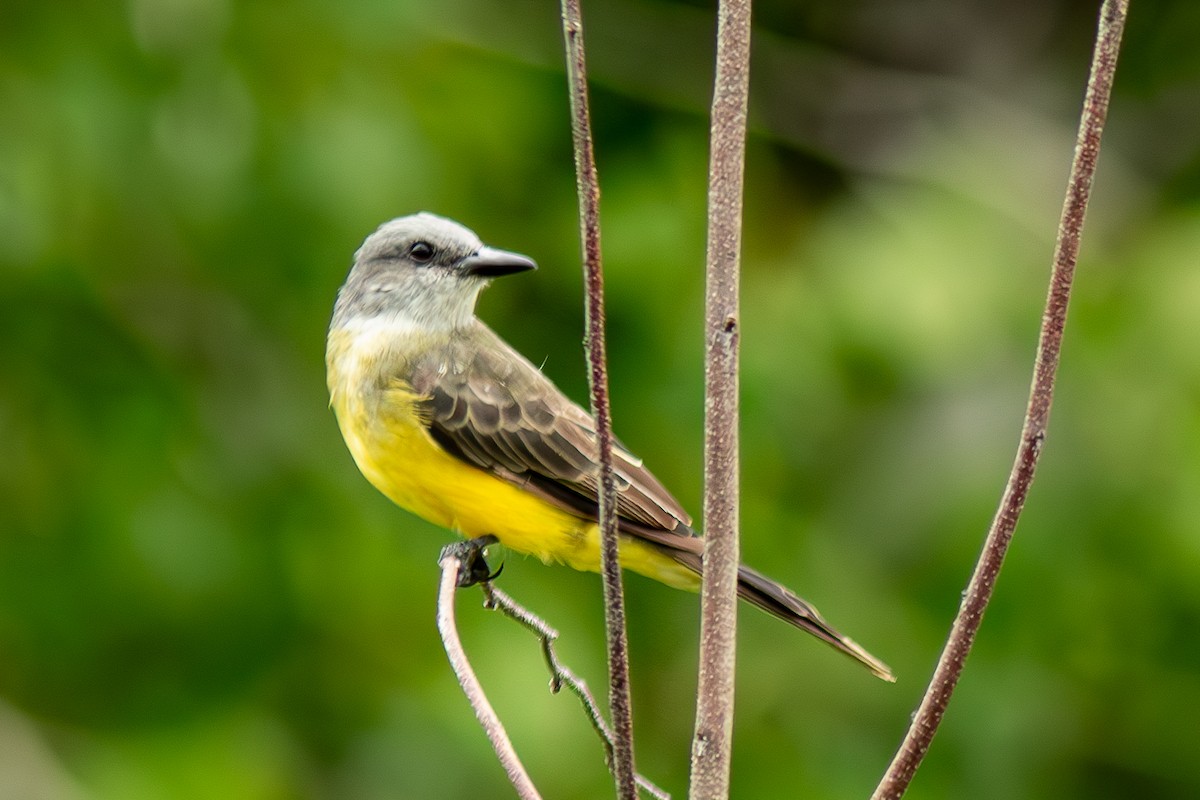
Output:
[{"left": 331, "top": 212, "right": 536, "bottom": 332}]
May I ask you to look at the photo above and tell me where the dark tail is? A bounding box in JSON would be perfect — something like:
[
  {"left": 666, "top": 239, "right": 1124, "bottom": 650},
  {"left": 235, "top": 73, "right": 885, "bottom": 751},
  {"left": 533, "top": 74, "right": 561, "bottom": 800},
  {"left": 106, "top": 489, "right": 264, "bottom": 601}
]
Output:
[
  {"left": 624, "top": 524, "right": 895, "bottom": 681},
  {"left": 736, "top": 564, "right": 895, "bottom": 682}
]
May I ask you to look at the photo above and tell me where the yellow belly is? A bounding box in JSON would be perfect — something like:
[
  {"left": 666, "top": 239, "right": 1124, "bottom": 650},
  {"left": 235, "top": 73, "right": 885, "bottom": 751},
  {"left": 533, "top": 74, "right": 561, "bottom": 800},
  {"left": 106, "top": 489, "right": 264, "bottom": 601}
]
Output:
[{"left": 331, "top": 379, "right": 697, "bottom": 590}]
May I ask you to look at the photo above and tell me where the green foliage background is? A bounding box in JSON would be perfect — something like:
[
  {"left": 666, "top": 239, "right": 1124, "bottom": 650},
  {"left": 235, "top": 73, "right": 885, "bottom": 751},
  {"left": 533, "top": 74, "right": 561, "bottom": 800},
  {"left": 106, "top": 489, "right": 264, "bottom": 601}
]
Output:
[{"left": 3, "top": 0, "right": 1199, "bottom": 797}]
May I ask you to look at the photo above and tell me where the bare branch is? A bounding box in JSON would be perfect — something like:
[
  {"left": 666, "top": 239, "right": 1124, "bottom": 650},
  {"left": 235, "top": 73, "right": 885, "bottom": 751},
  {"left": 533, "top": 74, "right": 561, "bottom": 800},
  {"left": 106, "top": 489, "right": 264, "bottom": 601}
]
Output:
[
  {"left": 436, "top": 553, "right": 542, "bottom": 800},
  {"left": 689, "top": 1, "right": 751, "bottom": 798},
  {"left": 559, "top": 1, "right": 638, "bottom": 798},
  {"left": 482, "top": 585, "right": 671, "bottom": 800},
  {"left": 871, "top": 3, "right": 1130, "bottom": 797}
]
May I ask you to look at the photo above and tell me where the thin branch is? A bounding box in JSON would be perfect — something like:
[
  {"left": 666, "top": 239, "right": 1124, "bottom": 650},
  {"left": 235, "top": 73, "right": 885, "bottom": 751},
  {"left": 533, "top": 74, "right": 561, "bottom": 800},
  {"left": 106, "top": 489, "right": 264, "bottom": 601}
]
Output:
[
  {"left": 689, "top": 1, "right": 751, "bottom": 798},
  {"left": 559, "top": 1, "right": 638, "bottom": 798},
  {"left": 870, "top": 3, "right": 1130, "bottom": 798},
  {"left": 436, "top": 553, "right": 542, "bottom": 800},
  {"left": 482, "top": 584, "right": 671, "bottom": 800}
]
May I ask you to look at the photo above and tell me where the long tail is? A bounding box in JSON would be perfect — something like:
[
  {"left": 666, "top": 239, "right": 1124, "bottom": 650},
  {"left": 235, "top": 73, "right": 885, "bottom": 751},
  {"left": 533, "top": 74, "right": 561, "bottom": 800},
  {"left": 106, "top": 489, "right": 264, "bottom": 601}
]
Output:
[
  {"left": 735, "top": 564, "right": 895, "bottom": 682},
  {"left": 628, "top": 525, "right": 894, "bottom": 682}
]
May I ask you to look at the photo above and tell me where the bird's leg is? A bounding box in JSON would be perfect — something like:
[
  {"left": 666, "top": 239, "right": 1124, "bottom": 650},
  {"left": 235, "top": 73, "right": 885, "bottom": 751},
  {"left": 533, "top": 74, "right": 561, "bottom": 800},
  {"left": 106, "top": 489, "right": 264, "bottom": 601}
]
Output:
[{"left": 439, "top": 535, "right": 502, "bottom": 587}]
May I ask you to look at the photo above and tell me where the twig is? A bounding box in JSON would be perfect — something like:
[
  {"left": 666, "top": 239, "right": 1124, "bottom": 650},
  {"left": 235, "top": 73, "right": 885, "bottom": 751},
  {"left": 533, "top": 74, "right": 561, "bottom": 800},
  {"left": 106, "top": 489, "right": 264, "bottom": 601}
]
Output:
[
  {"left": 436, "top": 554, "right": 542, "bottom": 800},
  {"left": 559, "top": 1, "right": 638, "bottom": 798},
  {"left": 870, "top": 3, "right": 1130, "bottom": 798},
  {"left": 482, "top": 584, "right": 671, "bottom": 800},
  {"left": 689, "top": 1, "right": 751, "bottom": 798}
]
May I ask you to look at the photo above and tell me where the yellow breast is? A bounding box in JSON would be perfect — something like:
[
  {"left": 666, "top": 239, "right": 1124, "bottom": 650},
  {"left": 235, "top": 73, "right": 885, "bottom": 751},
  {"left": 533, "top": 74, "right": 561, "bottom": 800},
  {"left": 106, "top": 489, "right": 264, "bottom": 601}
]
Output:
[
  {"left": 326, "top": 325, "right": 586, "bottom": 563},
  {"left": 325, "top": 324, "right": 698, "bottom": 589}
]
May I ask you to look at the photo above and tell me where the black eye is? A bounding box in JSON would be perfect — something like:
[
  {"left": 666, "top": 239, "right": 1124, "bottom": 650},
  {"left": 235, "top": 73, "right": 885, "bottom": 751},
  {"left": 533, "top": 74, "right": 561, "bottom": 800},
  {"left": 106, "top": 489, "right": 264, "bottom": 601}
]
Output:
[{"left": 409, "top": 241, "right": 435, "bottom": 264}]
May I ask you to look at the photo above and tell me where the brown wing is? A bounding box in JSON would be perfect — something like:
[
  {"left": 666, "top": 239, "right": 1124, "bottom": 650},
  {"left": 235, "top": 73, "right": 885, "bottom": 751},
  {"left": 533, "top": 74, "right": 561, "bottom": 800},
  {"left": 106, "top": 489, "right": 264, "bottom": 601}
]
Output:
[{"left": 409, "top": 323, "right": 692, "bottom": 534}]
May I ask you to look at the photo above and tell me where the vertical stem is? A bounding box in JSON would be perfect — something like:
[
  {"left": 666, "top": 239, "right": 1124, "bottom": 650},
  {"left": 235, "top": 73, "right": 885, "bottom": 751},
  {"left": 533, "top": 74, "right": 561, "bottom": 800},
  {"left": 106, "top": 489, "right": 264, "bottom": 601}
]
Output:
[
  {"left": 870, "top": 2, "right": 1129, "bottom": 797},
  {"left": 559, "top": 1, "right": 637, "bottom": 797},
  {"left": 690, "top": 1, "right": 751, "bottom": 798}
]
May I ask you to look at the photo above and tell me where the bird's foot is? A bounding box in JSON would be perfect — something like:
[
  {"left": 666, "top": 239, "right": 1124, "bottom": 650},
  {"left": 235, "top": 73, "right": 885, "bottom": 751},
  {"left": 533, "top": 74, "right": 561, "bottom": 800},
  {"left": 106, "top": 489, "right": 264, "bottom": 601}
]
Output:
[{"left": 439, "top": 535, "right": 502, "bottom": 588}]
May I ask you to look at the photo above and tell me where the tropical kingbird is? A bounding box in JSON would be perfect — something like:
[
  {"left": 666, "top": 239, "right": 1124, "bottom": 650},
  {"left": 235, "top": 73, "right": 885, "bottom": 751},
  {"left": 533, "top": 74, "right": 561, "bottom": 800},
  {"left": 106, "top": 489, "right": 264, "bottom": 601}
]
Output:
[{"left": 326, "top": 213, "right": 893, "bottom": 681}]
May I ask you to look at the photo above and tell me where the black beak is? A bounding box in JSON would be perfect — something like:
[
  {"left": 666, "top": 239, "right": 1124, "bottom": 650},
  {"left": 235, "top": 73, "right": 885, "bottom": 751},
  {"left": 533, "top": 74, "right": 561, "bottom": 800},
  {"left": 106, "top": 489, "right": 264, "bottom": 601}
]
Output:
[{"left": 461, "top": 246, "right": 538, "bottom": 278}]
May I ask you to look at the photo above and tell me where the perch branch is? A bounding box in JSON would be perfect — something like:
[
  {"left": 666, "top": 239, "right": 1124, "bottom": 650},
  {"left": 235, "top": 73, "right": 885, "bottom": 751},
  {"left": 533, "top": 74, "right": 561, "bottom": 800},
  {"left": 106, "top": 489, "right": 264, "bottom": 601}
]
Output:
[
  {"left": 870, "top": 2, "right": 1130, "bottom": 797},
  {"left": 559, "top": 0, "right": 638, "bottom": 798},
  {"left": 436, "top": 553, "right": 542, "bottom": 800},
  {"left": 482, "top": 584, "right": 671, "bottom": 800}
]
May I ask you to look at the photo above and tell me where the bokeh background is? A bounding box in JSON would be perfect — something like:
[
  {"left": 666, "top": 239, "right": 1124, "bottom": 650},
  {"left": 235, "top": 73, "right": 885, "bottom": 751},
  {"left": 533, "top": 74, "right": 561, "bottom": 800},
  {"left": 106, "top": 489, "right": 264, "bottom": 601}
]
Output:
[{"left": 2, "top": 0, "right": 1199, "bottom": 797}]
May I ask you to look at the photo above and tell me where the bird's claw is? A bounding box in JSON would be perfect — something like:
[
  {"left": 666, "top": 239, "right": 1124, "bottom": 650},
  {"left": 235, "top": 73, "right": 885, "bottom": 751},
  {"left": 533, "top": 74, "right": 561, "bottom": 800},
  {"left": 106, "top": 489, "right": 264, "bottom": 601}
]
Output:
[{"left": 439, "top": 535, "right": 501, "bottom": 588}]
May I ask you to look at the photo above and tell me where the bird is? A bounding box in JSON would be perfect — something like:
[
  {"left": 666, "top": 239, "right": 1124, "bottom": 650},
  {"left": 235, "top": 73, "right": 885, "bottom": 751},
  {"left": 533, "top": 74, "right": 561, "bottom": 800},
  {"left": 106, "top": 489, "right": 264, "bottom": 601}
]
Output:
[{"left": 326, "top": 212, "right": 893, "bottom": 681}]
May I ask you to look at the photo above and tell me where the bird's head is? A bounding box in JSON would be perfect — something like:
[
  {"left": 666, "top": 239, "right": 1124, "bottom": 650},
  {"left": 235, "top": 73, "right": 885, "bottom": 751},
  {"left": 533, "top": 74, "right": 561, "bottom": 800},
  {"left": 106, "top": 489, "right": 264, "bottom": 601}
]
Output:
[{"left": 333, "top": 212, "right": 536, "bottom": 332}]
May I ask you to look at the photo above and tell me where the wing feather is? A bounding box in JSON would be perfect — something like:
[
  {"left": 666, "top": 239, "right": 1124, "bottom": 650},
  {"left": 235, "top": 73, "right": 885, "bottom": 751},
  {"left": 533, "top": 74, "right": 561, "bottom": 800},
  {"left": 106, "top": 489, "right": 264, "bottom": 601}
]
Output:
[{"left": 412, "top": 323, "right": 692, "bottom": 533}]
